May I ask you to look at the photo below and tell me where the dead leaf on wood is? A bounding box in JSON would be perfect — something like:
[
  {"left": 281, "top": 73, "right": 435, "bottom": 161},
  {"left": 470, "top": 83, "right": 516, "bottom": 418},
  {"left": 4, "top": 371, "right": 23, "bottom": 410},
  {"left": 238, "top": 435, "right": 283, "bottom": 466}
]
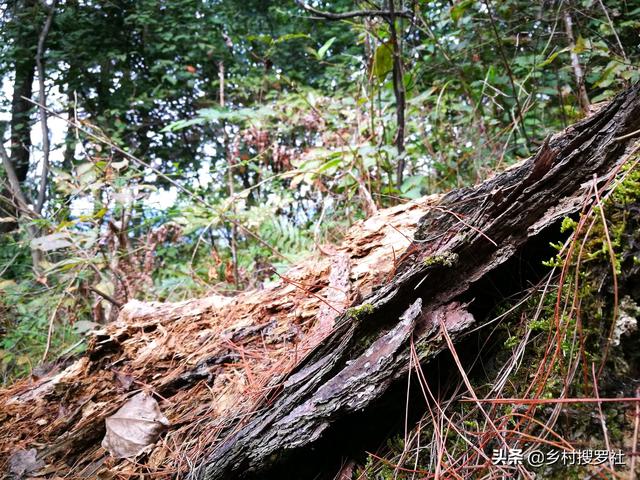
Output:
[
  {"left": 8, "top": 448, "right": 44, "bottom": 477},
  {"left": 101, "top": 392, "right": 169, "bottom": 459}
]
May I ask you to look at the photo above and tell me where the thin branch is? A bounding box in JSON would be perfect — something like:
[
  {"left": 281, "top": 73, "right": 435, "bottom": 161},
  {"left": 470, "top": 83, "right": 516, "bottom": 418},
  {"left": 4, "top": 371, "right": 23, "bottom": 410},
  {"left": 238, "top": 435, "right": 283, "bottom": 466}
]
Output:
[
  {"left": 35, "top": 0, "right": 58, "bottom": 214},
  {"left": 388, "top": 0, "right": 407, "bottom": 190},
  {"left": 42, "top": 287, "right": 67, "bottom": 362},
  {"left": 1, "top": 139, "right": 44, "bottom": 272},
  {"left": 0, "top": 141, "right": 33, "bottom": 213},
  {"left": 596, "top": 0, "right": 628, "bottom": 62},
  {"left": 220, "top": 60, "right": 240, "bottom": 286},
  {"left": 296, "top": 1, "right": 411, "bottom": 20},
  {"left": 89, "top": 286, "right": 124, "bottom": 308}
]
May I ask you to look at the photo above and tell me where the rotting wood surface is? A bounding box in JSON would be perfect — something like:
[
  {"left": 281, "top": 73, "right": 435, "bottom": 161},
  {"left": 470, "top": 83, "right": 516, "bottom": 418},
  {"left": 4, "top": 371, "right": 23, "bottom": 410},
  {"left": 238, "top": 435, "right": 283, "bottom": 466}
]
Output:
[
  {"left": 0, "top": 189, "right": 432, "bottom": 478},
  {"left": 193, "top": 84, "right": 640, "bottom": 479}
]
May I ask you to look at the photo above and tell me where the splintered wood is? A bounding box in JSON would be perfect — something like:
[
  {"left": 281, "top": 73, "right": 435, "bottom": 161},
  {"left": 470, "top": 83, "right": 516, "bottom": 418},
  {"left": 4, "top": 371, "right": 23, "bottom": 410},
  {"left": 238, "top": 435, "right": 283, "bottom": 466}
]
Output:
[{"left": 0, "top": 196, "right": 434, "bottom": 478}]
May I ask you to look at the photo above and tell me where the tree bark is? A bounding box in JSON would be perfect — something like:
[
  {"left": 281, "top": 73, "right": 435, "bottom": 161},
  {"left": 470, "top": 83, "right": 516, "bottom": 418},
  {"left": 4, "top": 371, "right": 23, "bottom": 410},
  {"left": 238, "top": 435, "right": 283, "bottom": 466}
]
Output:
[{"left": 194, "top": 84, "right": 640, "bottom": 479}]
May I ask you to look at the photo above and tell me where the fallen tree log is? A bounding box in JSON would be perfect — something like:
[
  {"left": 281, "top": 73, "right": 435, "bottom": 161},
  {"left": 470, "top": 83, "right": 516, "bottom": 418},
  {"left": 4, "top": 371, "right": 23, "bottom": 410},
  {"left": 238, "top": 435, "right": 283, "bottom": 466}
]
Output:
[
  {"left": 1, "top": 85, "right": 639, "bottom": 480},
  {"left": 0, "top": 186, "right": 432, "bottom": 477},
  {"left": 193, "top": 84, "right": 640, "bottom": 479}
]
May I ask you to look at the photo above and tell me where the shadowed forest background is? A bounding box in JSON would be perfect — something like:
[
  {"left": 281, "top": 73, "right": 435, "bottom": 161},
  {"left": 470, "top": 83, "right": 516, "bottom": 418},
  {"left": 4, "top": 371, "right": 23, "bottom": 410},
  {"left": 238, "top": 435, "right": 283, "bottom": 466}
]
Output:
[{"left": 0, "top": 0, "right": 639, "bottom": 404}]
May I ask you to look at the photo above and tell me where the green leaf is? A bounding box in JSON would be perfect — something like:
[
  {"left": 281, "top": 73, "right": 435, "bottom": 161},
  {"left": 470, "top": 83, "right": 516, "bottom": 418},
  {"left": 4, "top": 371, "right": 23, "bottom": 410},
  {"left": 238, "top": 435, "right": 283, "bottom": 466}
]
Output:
[
  {"left": 450, "top": 0, "right": 473, "bottom": 23},
  {"left": 317, "top": 37, "right": 336, "bottom": 60},
  {"left": 274, "top": 33, "right": 310, "bottom": 44},
  {"left": 317, "top": 157, "right": 342, "bottom": 173},
  {"left": 372, "top": 43, "right": 393, "bottom": 80},
  {"left": 537, "top": 47, "right": 569, "bottom": 68}
]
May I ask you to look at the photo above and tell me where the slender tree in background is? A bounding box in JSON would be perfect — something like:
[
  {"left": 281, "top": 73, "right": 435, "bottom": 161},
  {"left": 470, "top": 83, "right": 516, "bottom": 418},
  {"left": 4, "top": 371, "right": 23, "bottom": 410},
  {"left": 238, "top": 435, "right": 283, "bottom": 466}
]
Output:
[{"left": 298, "top": 0, "right": 410, "bottom": 189}]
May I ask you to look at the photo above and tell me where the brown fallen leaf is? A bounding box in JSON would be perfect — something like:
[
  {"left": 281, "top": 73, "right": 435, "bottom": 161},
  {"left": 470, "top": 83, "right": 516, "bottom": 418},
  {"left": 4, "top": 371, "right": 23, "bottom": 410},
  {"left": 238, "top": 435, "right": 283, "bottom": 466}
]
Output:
[{"left": 101, "top": 392, "right": 169, "bottom": 459}]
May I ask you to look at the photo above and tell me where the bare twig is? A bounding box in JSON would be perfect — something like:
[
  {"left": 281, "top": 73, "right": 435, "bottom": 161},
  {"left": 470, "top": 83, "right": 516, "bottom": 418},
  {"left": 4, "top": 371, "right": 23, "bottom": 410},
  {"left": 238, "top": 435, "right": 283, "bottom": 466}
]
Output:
[
  {"left": 596, "top": 0, "right": 628, "bottom": 62},
  {"left": 0, "top": 142, "right": 33, "bottom": 213},
  {"left": 296, "top": 1, "right": 411, "bottom": 20},
  {"left": 42, "top": 290, "right": 66, "bottom": 362},
  {"left": 89, "top": 286, "right": 124, "bottom": 308},
  {"left": 592, "top": 363, "right": 614, "bottom": 471},
  {"left": 614, "top": 127, "right": 640, "bottom": 142}
]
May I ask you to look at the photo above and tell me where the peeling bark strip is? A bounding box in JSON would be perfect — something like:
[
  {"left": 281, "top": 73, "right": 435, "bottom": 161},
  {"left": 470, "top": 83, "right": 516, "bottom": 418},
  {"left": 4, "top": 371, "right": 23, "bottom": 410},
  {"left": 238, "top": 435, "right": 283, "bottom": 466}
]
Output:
[
  {"left": 313, "top": 253, "right": 351, "bottom": 338},
  {"left": 197, "top": 85, "right": 640, "bottom": 479}
]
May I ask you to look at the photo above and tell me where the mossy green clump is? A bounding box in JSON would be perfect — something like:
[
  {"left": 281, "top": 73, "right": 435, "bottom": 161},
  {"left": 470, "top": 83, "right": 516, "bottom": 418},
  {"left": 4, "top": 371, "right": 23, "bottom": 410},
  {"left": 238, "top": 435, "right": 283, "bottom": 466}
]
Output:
[
  {"left": 423, "top": 251, "right": 458, "bottom": 268},
  {"left": 560, "top": 216, "right": 577, "bottom": 233},
  {"left": 346, "top": 302, "right": 375, "bottom": 321}
]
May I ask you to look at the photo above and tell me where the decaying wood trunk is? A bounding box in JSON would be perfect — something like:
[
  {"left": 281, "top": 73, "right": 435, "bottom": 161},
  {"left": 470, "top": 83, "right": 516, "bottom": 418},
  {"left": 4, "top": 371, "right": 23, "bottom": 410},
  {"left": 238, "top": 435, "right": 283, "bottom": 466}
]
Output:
[
  {"left": 194, "top": 84, "right": 640, "bottom": 479},
  {"left": 2, "top": 85, "right": 639, "bottom": 480}
]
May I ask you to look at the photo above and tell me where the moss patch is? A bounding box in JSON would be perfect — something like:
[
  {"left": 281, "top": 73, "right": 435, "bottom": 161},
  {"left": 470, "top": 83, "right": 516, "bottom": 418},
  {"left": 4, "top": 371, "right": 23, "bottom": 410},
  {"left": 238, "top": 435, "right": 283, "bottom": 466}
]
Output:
[
  {"left": 423, "top": 251, "right": 459, "bottom": 268},
  {"left": 346, "top": 303, "right": 375, "bottom": 321}
]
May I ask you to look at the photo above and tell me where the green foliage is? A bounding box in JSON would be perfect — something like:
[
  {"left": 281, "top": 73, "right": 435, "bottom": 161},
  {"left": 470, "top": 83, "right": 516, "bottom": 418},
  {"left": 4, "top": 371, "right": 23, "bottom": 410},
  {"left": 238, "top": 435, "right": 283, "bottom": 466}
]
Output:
[{"left": 0, "top": 281, "right": 82, "bottom": 383}]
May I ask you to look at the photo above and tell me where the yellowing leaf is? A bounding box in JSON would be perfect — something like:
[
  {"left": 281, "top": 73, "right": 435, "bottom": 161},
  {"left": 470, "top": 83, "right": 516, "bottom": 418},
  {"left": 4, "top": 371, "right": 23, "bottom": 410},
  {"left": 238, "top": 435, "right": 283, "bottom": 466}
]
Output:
[
  {"left": 372, "top": 43, "right": 393, "bottom": 81},
  {"left": 0, "top": 279, "right": 17, "bottom": 290}
]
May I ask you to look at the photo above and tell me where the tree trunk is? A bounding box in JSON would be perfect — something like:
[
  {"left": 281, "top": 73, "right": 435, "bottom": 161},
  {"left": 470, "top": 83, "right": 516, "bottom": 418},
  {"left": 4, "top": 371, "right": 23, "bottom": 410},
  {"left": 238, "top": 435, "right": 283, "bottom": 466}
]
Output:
[
  {"left": 194, "top": 84, "right": 640, "bottom": 479},
  {"left": 563, "top": 9, "right": 590, "bottom": 115},
  {"left": 0, "top": 0, "right": 38, "bottom": 233}
]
